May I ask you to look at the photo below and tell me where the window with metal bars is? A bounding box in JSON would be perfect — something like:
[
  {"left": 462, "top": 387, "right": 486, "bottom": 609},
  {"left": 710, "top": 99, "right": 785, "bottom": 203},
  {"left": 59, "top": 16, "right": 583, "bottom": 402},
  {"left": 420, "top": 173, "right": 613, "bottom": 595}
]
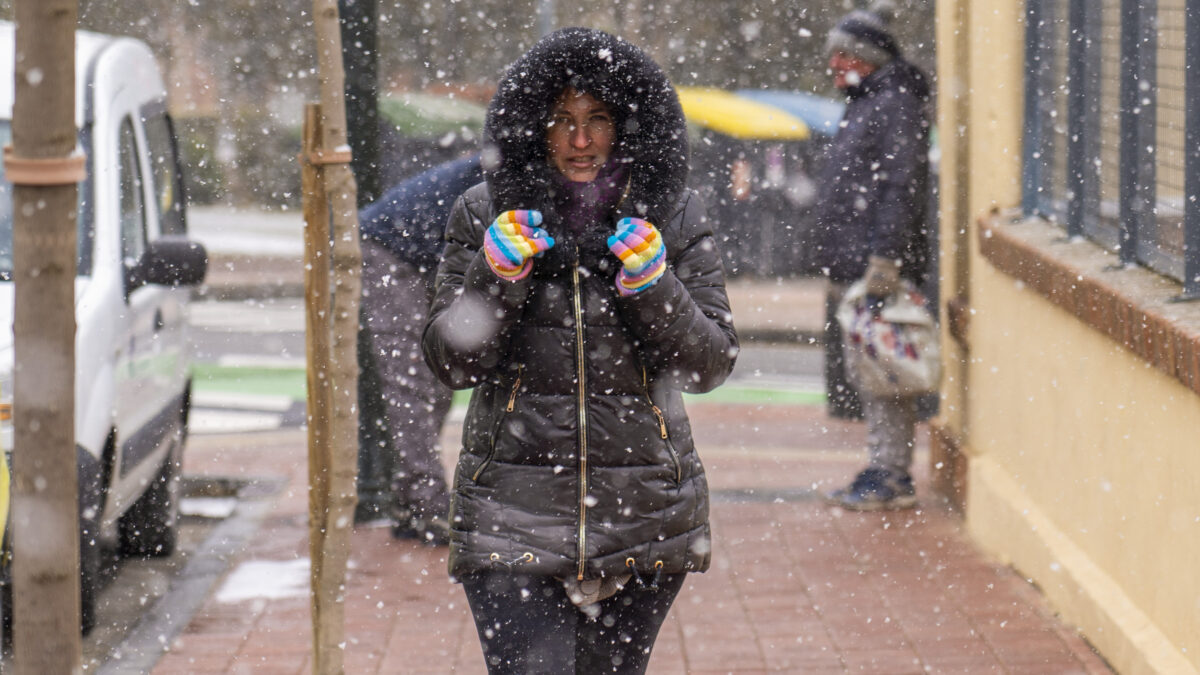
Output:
[{"left": 1022, "top": 0, "right": 1200, "bottom": 298}]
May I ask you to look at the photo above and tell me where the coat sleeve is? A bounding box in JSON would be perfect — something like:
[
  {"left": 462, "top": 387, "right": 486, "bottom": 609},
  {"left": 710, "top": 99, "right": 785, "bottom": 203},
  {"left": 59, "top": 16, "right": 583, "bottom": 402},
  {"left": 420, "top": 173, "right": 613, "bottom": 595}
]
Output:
[
  {"left": 421, "top": 191, "right": 532, "bottom": 389},
  {"left": 616, "top": 193, "right": 739, "bottom": 393},
  {"left": 868, "top": 90, "right": 929, "bottom": 262}
]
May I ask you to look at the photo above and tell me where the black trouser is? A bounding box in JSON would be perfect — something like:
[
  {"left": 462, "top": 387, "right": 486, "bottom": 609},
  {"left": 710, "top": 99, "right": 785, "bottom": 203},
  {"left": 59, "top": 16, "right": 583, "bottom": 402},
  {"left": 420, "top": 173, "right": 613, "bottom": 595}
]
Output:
[
  {"left": 461, "top": 570, "right": 685, "bottom": 674},
  {"left": 825, "top": 282, "right": 864, "bottom": 420},
  {"left": 356, "top": 240, "right": 452, "bottom": 522}
]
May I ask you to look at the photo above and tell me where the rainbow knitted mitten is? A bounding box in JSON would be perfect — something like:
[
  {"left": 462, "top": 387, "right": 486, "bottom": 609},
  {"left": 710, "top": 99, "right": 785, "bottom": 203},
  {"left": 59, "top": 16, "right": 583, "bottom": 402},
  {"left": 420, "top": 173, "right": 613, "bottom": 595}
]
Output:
[
  {"left": 483, "top": 209, "right": 554, "bottom": 281},
  {"left": 608, "top": 217, "right": 667, "bottom": 296}
]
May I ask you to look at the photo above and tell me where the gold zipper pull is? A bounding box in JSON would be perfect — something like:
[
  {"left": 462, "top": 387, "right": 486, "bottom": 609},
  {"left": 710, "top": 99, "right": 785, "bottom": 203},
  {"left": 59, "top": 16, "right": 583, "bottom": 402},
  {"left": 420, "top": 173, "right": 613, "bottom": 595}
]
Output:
[
  {"left": 651, "top": 404, "right": 668, "bottom": 439},
  {"left": 641, "top": 366, "right": 667, "bottom": 438},
  {"left": 507, "top": 365, "right": 522, "bottom": 412}
]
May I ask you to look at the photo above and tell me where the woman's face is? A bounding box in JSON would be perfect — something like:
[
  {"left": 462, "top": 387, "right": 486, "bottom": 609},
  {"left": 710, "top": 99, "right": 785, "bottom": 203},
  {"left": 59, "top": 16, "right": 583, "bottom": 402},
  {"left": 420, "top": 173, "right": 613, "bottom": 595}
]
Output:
[{"left": 546, "top": 88, "right": 615, "bottom": 182}]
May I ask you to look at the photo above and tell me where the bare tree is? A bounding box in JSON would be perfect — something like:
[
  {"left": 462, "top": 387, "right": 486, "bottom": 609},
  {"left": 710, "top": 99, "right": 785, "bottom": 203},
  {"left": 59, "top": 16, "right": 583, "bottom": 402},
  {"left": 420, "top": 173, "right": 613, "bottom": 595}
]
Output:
[{"left": 8, "top": 0, "right": 85, "bottom": 671}]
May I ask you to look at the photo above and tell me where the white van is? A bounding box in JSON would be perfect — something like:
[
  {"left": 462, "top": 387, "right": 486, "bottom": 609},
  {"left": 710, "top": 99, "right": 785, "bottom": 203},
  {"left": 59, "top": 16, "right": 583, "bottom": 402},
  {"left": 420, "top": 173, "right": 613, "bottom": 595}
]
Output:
[{"left": 0, "top": 22, "right": 207, "bottom": 632}]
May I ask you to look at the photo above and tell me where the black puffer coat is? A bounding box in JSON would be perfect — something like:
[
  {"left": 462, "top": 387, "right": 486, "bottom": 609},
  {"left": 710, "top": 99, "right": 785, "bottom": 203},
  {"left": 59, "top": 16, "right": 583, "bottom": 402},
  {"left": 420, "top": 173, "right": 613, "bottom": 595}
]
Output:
[
  {"left": 812, "top": 58, "right": 932, "bottom": 284},
  {"left": 422, "top": 28, "right": 738, "bottom": 582}
]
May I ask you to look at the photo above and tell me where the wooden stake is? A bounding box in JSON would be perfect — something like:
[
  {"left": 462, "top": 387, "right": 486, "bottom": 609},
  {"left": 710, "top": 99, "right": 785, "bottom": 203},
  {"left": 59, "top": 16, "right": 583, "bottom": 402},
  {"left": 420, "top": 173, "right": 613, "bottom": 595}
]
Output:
[
  {"left": 301, "top": 102, "right": 335, "bottom": 672},
  {"left": 9, "top": 0, "right": 84, "bottom": 671},
  {"left": 307, "top": 0, "right": 362, "bottom": 670}
]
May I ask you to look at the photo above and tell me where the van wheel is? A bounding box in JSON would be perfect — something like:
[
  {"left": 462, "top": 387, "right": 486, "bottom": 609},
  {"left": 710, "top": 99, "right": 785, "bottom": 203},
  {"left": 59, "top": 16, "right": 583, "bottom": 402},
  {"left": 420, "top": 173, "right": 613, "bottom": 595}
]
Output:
[
  {"left": 76, "top": 441, "right": 110, "bottom": 635},
  {"left": 0, "top": 522, "right": 101, "bottom": 637},
  {"left": 78, "top": 471, "right": 104, "bottom": 635},
  {"left": 4, "top": 448, "right": 104, "bottom": 635},
  {"left": 1, "top": 520, "right": 101, "bottom": 637},
  {"left": 1, "top": 552, "right": 11, "bottom": 647},
  {"left": 79, "top": 520, "right": 101, "bottom": 634},
  {"left": 118, "top": 445, "right": 181, "bottom": 558}
]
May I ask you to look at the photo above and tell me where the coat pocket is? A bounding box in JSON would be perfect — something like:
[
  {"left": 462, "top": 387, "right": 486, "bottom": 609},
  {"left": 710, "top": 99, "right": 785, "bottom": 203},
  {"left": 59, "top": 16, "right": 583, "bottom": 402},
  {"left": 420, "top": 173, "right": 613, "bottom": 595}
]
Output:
[
  {"left": 472, "top": 365, "right": 522, "bottom": 481},
  {"left": 637, "top": 366, "right": 681, "bottom": 484},
  {"left": 643, "top": 391, "right": 680, "bottom": 483},
  {"left": 663, "top": 435, "right": 682, "bottom": 484}
]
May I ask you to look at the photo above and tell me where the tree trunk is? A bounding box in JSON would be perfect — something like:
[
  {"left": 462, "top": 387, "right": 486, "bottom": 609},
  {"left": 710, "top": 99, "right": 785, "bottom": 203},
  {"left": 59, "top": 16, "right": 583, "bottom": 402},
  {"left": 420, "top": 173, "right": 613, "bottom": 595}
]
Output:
[
  {"left": 308, "top": 1, "right": 362, "bottom": 672},
  {"left": 8, "top": 0, "right": 84, "bottom": 672}
]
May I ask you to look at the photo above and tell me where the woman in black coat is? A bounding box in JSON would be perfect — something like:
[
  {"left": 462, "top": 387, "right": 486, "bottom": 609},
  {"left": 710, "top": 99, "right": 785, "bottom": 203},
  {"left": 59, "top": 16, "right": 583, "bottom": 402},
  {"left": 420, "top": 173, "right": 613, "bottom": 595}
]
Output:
[{"left": 422, "top": 27, "right": 738, "bottom": 673}]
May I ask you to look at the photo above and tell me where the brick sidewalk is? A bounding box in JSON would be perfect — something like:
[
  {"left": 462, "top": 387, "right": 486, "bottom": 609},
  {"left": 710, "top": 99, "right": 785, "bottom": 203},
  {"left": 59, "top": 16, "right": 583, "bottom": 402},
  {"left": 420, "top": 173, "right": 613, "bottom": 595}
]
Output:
[{"left": 148, "top": 403, "right": 1111, "bottom": 674}]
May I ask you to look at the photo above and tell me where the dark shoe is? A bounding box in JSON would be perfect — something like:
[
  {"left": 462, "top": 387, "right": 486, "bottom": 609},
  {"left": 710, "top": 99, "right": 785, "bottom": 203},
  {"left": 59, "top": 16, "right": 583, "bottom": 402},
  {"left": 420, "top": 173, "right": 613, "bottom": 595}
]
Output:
[
  {"left": 826, "top": 468, "right": 917, "bottom": 511},
  {"left": 354, "top": 494, "right": 391, "bottom": 525},
  {"left": 391, "top": 507, "right": 451, "bottom": 546}
]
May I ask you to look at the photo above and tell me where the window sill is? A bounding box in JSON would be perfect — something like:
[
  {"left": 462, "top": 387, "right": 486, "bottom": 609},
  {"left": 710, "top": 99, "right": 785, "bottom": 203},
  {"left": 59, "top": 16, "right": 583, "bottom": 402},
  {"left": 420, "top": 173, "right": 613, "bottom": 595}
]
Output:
[{"left": 978, "top": 211, "right": 1200, "bottom": 397}]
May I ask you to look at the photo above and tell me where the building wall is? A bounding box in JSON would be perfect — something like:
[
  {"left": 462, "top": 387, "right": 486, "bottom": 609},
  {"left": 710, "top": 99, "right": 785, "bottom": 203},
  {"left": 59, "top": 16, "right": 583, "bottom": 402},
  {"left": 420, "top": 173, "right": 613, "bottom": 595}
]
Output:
[{"left": 936, "top": 0, "right": 1200, "bottom": 672}]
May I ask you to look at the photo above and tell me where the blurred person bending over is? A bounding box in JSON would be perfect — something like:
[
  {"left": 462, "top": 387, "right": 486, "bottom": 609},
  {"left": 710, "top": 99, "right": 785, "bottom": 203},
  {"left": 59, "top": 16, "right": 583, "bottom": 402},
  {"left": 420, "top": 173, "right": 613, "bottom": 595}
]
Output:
[
  {"left": 357, "top": 154, "right": 483, "bottom": 544},
  {"left": 423, "top": 28, "right": 738, "bottom": 674},
  {"left": 812, "top": 0, "right": 932, "bottom": 510}
]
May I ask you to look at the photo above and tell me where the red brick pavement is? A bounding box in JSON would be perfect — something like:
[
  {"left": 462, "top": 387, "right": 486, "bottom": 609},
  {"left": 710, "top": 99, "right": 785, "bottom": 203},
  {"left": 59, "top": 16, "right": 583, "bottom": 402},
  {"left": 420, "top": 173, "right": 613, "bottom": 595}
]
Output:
[{"left": 152, "top": 403, "right": 1113, "bottom": 674}]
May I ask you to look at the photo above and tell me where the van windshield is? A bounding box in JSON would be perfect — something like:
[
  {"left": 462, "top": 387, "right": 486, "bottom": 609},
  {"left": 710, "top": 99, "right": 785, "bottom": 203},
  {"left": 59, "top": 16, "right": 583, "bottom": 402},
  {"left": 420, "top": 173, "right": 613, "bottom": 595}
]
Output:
[{"left": 0, "top": 121, "right": 92, "bottom": 280}]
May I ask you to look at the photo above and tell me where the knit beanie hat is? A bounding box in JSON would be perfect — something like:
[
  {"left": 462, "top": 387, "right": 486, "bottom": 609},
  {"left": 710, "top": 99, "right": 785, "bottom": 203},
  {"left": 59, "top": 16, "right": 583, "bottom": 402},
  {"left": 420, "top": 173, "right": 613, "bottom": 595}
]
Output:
[{"left": 825, "top": 0, "right": 901, "bottom": 66}]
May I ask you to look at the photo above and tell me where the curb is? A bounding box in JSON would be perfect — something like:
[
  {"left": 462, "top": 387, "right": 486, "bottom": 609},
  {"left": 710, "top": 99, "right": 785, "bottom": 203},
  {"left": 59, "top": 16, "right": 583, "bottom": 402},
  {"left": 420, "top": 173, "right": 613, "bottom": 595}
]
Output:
[{"left": 96, "top": 476, "right": 286, "bottom": 675}]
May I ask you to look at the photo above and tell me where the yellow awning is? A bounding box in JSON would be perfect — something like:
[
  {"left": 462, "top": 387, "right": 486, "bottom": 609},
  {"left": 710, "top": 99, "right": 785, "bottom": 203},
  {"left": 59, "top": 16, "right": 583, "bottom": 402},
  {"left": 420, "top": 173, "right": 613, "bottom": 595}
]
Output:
[{"left": 676, "top": 86, "right": 811, "bottom": 141}]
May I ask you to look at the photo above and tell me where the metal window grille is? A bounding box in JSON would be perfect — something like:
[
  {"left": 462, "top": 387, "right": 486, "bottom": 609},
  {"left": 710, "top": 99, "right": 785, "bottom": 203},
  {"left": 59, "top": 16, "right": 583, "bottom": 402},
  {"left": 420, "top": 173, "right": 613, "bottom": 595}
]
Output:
[
  {"left": 1023, "top": 0, "right": 1200, "bottom": 296},
  {"left": 1090, "top": 0, "right": 1123, "bottom": 251}
]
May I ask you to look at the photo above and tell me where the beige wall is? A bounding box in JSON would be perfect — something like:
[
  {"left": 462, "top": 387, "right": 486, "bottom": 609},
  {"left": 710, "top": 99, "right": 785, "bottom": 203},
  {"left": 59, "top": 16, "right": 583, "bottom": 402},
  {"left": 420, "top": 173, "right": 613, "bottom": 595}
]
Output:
[
  {"left": 934, "top": 0, "right": 969, "bottom": 450},
  {"left": 942, "top": 0, "right": 1200, "bottom": 672},
  {"left": 968, "top": 264, "right": 1200, "bottom": 673}
]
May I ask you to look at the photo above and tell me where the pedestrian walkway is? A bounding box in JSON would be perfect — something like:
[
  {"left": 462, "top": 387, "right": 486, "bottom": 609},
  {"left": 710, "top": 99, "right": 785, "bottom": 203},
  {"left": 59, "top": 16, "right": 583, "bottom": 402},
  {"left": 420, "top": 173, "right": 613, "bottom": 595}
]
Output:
[{"left": 147, "top": 401, "right": 1111, "bottom": 674}]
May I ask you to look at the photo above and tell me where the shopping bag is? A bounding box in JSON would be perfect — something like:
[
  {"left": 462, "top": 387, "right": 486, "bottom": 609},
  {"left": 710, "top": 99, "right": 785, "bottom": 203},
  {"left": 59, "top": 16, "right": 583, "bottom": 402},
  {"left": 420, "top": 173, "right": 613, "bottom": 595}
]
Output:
[{"left": 835, "top": 279, "right": 941, "bottom": 397}]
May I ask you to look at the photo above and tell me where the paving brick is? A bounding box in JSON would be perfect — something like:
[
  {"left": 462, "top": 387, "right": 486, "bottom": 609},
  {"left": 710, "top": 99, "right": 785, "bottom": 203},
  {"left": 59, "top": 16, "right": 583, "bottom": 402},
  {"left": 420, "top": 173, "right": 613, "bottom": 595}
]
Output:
[
  {"left": 152, "top": 652, "right": 233, "bottom": 673},
  {"left": 840, "top": 647, "right": 926, "bottom": 674},
  {"left": 919, "top": 658, "right": 1005, "bottom": 674}
]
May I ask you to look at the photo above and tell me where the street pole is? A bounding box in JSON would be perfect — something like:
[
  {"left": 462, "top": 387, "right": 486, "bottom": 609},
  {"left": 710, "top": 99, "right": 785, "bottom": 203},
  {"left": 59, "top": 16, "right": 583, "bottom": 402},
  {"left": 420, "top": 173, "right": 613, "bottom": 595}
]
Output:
[
  {"left": 7, "top": 0, "right": 85, "bottom": 672},
  {"left": 537, "top": 0, "right": 555, "bottom": 36},
  {"left": 339, "top": 0, "right": 380, "bottom": 207}
]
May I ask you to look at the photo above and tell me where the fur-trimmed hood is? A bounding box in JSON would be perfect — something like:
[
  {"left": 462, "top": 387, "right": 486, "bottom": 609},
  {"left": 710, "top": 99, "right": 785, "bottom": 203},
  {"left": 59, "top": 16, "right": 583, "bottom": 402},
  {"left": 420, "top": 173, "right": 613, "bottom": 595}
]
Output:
[{"left": 482, "top": 27, "right": 689, "bottom": 229}]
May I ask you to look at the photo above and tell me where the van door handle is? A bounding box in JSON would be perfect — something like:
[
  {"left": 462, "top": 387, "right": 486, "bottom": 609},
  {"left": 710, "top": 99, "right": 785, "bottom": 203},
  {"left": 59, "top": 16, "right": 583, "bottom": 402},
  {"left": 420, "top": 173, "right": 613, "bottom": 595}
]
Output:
[{"left": 154, "top": 309, "right": 164, "bottom": 332}]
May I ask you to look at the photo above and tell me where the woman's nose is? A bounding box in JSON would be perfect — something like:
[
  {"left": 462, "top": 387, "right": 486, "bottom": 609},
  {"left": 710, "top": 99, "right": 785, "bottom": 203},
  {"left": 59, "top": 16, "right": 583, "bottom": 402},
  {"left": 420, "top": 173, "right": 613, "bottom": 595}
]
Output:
[{"left": 570, "top": 124, "right": 591, "bottom": 148}]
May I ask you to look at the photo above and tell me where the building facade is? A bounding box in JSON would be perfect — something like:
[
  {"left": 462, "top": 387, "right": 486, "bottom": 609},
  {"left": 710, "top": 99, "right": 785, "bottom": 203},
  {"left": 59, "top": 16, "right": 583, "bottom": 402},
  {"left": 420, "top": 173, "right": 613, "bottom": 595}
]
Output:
[{"left": 934, "top": 1, "right": 1200, "bottom": 673}]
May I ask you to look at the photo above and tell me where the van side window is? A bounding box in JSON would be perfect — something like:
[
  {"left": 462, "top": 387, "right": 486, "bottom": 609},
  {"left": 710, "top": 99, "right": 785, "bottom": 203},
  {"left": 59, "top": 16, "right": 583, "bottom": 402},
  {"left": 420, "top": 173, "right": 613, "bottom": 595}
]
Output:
[
  {"left": 119, "top": 117, "right": 146, "bottom": 266},
  {"left": 143, "top": 111, "right": 184, "bottom": 236}
]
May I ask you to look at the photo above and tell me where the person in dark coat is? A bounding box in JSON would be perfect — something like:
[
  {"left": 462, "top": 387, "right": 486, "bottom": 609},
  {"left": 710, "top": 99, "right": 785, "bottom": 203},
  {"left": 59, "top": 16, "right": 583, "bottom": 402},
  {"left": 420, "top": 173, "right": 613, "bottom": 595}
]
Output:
[
  {"left": 422, "top": 27, "right": 738, "bottom": 674},
  {"left": 357, "top": 154, "right": 483, "bottom": 543},
  {"left": 813, "top": 0, "right": 932, "bottom": 510}
]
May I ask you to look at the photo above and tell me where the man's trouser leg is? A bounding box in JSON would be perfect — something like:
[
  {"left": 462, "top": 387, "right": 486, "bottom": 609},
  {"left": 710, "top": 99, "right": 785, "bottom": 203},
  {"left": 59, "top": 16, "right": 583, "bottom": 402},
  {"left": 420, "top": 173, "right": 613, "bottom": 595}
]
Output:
[
  {"left": 359, "top": 240, "right": 451, "bottom": 522},
  {"left": 356, "top": 243, "right": 394, "bottom": 522},
  {"left": 863, "top": 392, "right": 917, "bottom": 478},
  {"left": 825, "top": 282, "right": 863, "bottom": 420}
]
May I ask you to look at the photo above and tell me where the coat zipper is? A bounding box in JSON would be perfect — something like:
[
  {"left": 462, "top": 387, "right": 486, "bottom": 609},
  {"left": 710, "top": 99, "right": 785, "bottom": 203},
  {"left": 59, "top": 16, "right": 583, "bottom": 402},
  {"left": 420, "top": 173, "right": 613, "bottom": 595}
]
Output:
[
  {"left": 642, "top": 367, "right": 681, "bottom": 482},
  {"left": 506, "top": 365, "right": 522, "bottom": 413},
  {"left": 471, "top": 365, "right": 522, "bottom": 481},
  {"left": 573, "top": 252, "right": 589, "bottom": 580}
]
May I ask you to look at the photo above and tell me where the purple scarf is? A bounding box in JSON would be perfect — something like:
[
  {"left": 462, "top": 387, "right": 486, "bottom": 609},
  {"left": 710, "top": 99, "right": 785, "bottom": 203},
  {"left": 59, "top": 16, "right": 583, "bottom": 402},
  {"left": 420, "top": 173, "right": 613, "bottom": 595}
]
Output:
[{"left": 549, "top": 159, "right": 630, "bottom": 235}]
